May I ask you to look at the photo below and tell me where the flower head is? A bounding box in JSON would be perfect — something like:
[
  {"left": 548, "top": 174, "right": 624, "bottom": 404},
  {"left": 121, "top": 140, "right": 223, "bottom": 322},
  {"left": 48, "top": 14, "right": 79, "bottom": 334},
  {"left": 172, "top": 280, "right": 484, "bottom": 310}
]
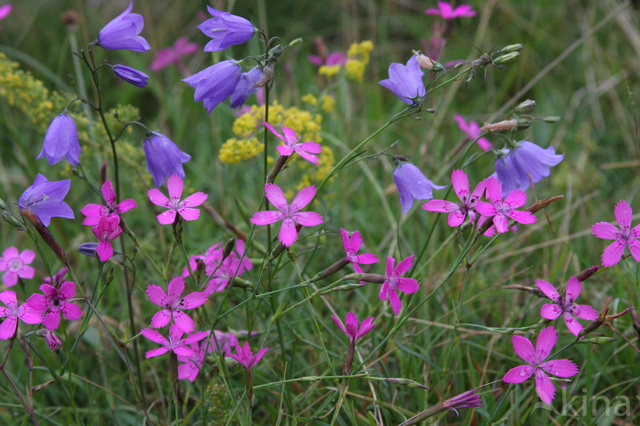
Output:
[
  {"left": 264, "top": 122, "right": 322, "bottom": 164},
  {"left": 0, "top": 4, "right": 12, "bottom": 31},
  {"left": 91, "top": 214, "right": 122, "bottom": 262},
  {"left": 475, "top": 177, "right": 536, "bottom": 233},
  {"left": 379, "top": 256, "right": 420, "bottom": 315},
  {"left": 19, "top": 174, "right": 74, "bottom": 227},
  {"left": 250, "top": 184, "right": 324, "bottom": 247},
  {"left": 423, "top": 169, "right": 486, "bottom": 227},
  {"left": 143, "top": 132, "right": 191, "bottom": 187},
  {"left": 536, "top": 277, "right": 598, "bottom": 336},
  {"left": 0, "top": 290, "right": 42, "bottom": 340},
  {"left": 494, "top": 141, "right": 564, "bottom": 195},
  {"left": 230, "top": 67, "right": 263, "bottom": 108},
  {"left": 98, "top": 1, "right": 150, "bottom": 52},
  {"left": 442, "top": 388, "right": 483, "bottom": 416},
  {"left": 379, "top": 56, "right": 426, "bottom": 105},
  {"left": 503, "top": 326, "right": 579, "bottom": 405},
  {"left": 27, "top": 282, "right": 82, "bottom": 331},
  {"left": 41, "top": 329, "right": 62, "bottom": 351},
  {"left": 183, "top": 60, "right": 242, "bottom": 114},
  {"left": 454, "top": 115, "right": 491, "bottom": 151},
  {"left": 140, "top": 324, "right": 208, "bottom": 358},
  {"left": 150, "top": 38, "right": 198, "bottom": 72},
  {"left": 147, "top": 174, "right": 208, "bottom": 225},
  {"left": 592, "top": 200, "right": 640, "bottom": 267},
  {"left": 425, "top": 2, "right": 476, "bottom": 19},
  {"left": 198, "top": 6, "right": 255, "bottom": 52},
  {"left": 37, "top": 114, "right": 81, "bottom": 166},
  {"left": 146, "top": 276, "right": 208, "bottom": 333},
  {"left": 341, "top": 229, "right": 379, "bottom": 274},
  {"left": 0, "top": 247, "right": 36, "bottom": 287},
  {"left": 331, "top": 311, "right": 375, "bottom": 343},
  {"left": 231, "top": 341, "right": 268, "bottom": 370},
  {"left": 113, "top": 64, "right": 149, "bottom": 88},
  {"left": 81, "top": 179, "right": 137, "bottom": 226},
  {"left": 393, "top": 161, "right": 446, "bottom": 214}
]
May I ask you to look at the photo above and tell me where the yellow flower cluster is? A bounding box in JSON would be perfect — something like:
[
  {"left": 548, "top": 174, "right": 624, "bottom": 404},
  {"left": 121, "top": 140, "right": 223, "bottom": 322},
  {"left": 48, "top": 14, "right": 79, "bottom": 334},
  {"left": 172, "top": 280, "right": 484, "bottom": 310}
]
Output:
[
  {"left": 321, "top": 95, "right": 336, "bottom": 113},
  {"left": 345, "top": 40, "right": 374, "bottom": 81},
  {"left": 319, "top": 64, "right": 341, "bottom": 78},
  {"left": 219, "top": 137, "right": 264, "bottom": 164}
]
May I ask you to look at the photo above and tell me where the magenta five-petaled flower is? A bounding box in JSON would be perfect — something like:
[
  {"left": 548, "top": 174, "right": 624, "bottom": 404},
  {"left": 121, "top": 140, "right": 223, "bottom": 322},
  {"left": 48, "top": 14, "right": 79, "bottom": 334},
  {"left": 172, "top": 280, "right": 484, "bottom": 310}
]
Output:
[
  {"left": 140, "top": 324, "right": 208, "bottom": 359},
  {"left": 331, "top": 311, "right": 375, "bottom": 343},
  {"left": 425, "top": 2, "right": 476, "bottom": 19},
  {"left": 231, "top": 341, "right": 268, "bottom": 370},
  {"left": 454, "top": 115, "right": 491, "bottom": 151},
  {"left": 379, "top": 256, "right": 420, "bottom": 315},
  {"left": 423, "top": 169, "right": 486, "bottom": 227},
  {"left": 81, "top": 179, "right": 137, "bottom": 226},
  {"left": 503, "top": 326, "right": 579, "bottom": 405},
  {"left": 475, "top": 177, "right": 536, "bottom": 233},
  {"left": 146, "top": 276, "right": 208, "bottom": 333},
  {"left": 591, "top": 200, "right": 640, "bottom": 267},
  {"left": 0, "top": 247, "right": 36, "bottom": 287},
  {"left": 27, "top": 282, "right": 82, "bottom": 331},
  {"left": 0, "top": 290, "right": 42, "bottom": 340},
  {"left": 147, "top": 174, "right": 208, "bottom": 225},
  {"left": 536, "top": 277, "right": 598, "bottom": 337},
  {"left": 264, "top": 122, "right": 323, "bottom": 165},
  {"left": 250, "top": 184, "right": 324, "bottom": 247},
  {"left": 92, "top": 214, "right": 123, "bottom": 262},
  {"left": 341, "top": 228, "right": 379, "bottom": 275}
]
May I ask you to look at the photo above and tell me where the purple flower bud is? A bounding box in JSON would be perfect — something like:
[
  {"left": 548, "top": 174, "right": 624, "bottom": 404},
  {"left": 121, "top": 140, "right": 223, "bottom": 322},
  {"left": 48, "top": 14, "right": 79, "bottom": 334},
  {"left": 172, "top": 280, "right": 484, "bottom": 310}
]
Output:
[
  {"left": 78, "top": 242, "right": 99, "bottom": 257},
  {"left": 198, "top": 6, "right": 255, "bottom": 52},
  {"left": 19, "top": 174, "right": 74, "bottom": 227},
  {"left": 183, "top": 60, "right": 242, "bottom": 114},
  {"left": 393, "top": 162, "right": 446, "bottom": 214},
  {"left": 379, "top": 56, "right": 426, "bottom": 105},
  {"left": 229, "top": 67, "right": 263, "bottom": 108},
  {"left": 143, "top": 132, "right": 191, "bottom": 187},
  {"left": 113, "top": 64, "right": 149, "bottom": 88},
  {"left": 37, "top": 114, "right": 81, "bottom": 166},
  {"left": 98, "top": 1, "right": 150, "bottom": 53}
]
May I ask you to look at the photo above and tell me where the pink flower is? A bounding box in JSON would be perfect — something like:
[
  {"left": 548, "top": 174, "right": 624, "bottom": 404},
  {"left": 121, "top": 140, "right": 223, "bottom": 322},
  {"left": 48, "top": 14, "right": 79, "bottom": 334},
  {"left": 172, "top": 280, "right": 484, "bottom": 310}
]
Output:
[
  {"left": 379, "top": 256, "right": 420, "bottom": 315},
  {"left": 591, "top": 200, "right": 640, "bottom": 267},
  {"left": 475, "top": 177, "right": 536, "bottom": 233},
  {"left": 0, "top": 247, "right": 36, "bottom": 287},
  {"left": 264, "top": 122, "right": 322, "bottom": 164},
  {"left": 454, "top": 115, "right": 491, "bottom": 151},
  {"left": 0, "top": 290, "right": 42, "bottom": 340},
  {"left": 425, "top": 2, "right": 476, "bottom": 19},
  {"left": 250, "top": 184, "right": 324, "bottom": 247},
  {"left": 26, "top": 282, "right": 82, "bottom": 331},
  {"left": 0, "top": 4, "right": 12, "bottom": 31},
  {"left": 140, "top": 323, "right": 208, "bottom": 358},
  {"left": 423, "top": 169, "right": 486, "bottom": 227},
  {"left": 42, "top": 329, "right": 62, "bottom": 351},
  {"left": 503, "top": 326, "right": 579, "bottom": 405},
  {"left": 308, "top": 51, "right": 347, "bottom": 67},
  {"left": 150, "top": 38, "right": 198, "bottom": 73},
  {"left": 231, "top": 341, "right": 268, "bottom": 370},
  {"left": 331, "top": 311, "right": 375, "bottom": 343},
  {"left": 182, "top": 241, "right": 253, "bottom": 294},
  {"left": 91, "top": 214, "right": 122, "bottom": 262},
  {"left": 536, "top": 277, "right": 598, "bottom": 336},
  {"left": 146, "top": 276, "right": 208, "bottom": 333},
  {"left": 341, "top": 228, "right": 379, "bottom": 274},
  {"left": 177, "top": 341, "right": 206, "bottom": 382},
  {"left": 208, "top": 330, "right": 240, "bottom": 357},
  {"left": 147, "top": 174, "right": 208, "bottom": 225},
  {"left": 81, "top": 179, "right": 137, "bottom": 226}
]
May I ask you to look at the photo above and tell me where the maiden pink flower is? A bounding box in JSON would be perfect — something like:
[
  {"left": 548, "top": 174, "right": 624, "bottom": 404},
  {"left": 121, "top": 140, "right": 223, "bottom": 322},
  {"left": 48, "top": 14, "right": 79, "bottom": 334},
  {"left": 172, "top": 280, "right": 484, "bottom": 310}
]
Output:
[
  {"left": 231, "top": 341, "right": 268, "bottom": 370},
  {"left": 92, "top": 214, "right": 122, "bottom": 262},
  {"left": 150, "top": 38, "right": 198, "bottom": 72},
  {"left": 140, "top": 323, "right": 208, "bottom": 358},
  {"left": 0, "top": 290, "right": 42, "bottom": 340},
  {"left": 0, "top": 247, "right": 36, "bottom": 287},
  {"left": 425, "top": 2, "right": 476, "bottom": 19},
  {"left": 591, "top": 200, "right": 640, "bottom": 267},
  {"left": 27, "top": 282, "right": 82, "bottom": 331},
  {"left": 183, "top": 241, "right": 253, "bottom": 294},
  {"left": 331, "top": 311, "right": 375, "bottom": 343},
  {"left": 475, "top": 177, "right": 536, "bottom": 233},
  {"left": 536, "top": 277, "right": 598, "bottom": 336},
  {"left": 147, "top": 174, "right": 208, "bottom": 225},
  {"left": 454, "top": 115, "right": 491, "bottom": 151},
  {"left": 423, "top": 169, "right": 486, "bottom": 227},
  {"left": 379, "top": 256, "right": 420, "bottom": 315},
  {"left": 81, "top": 179, "right": 137, "bottom": 226},
  {"left": 503, "top": 326, "right": 579, "bottom": 405},
  {"left": 98, "top": 1, "right": 150, "bottom": 52},
  {"left": 341, "top": 228, "right": 379, "bottom": 274},
  {"left": 264, "top": 122, "right": 322, "bottom": 164},
  {"left": 250, "top": 184, "right": 324, "bottom": 247},
  {"left": 146, "top": 276, "right": 208, "bottom": 333}
]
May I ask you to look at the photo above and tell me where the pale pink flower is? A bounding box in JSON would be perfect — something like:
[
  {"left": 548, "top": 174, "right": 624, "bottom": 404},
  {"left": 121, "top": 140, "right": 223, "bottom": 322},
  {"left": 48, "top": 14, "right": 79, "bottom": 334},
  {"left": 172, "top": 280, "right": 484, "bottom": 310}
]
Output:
[
  {"left": 208, "top": 330, "right": 239, "bottom": 357},
  {"left": 475, "top": 177, "right": 536, "bottom": 233},
  {"left": 503, "top": 326, "right": 579, "bottom": 405},
  {"left": 454, "top": 115, "right": 491, "bottom": 151},
  {"left": 140, "top": 324, "right": 208, "bottom": 358},
  {"left": 177, "top": 341, "right": 206, "bottom": 382},
  {"left": 0, "top": 290, "right": 42, "bottom": 339},
  {"left": 536, "top": 277, "right": 598, "bottom": 337},
  {"left": 146, "top": 276, "right": 208, "bottom": 333},
  {"left": 425, "top": 2, "right": 476, "bottom": 19},
  {"left": 0, "top": 247, "right": 36, "bottom": 287},
  {"left": 26, "top": 282, "right": 82, "bottom": 331},
  {"left": 147, "top": 174, "right": 208, "bottom": 225},
  {"left": 150, "top": 38, "right": 198, "bottom": 73},
  {"left": 264, "top": 122, "right": 322, "bottom": 164},
  {"left": 379, "top": 256, "right": 420, "bottom": 315},
  {"left": 331, "top": 311, "right": 375, "bottom": 343},
  {"left": 341, "top": 228, "right": 379, "bottom": 274},
  {"left": 591, "top": 200, "right": 640, "bottom": 267},
  {"left": 423, "top": 169, "right": 486, "bottom": 227},
  {"left": 250, "top": 184, "right": 324, "bottom": 247},
  {"left": 81, "top": 179, "right": 137, "bottom": 226},
  {"left": 231, "top": 341, "right": 268, "bottom": 370},
  {"left": 91, "top": 214, "right": 122, "bottom": 262}
]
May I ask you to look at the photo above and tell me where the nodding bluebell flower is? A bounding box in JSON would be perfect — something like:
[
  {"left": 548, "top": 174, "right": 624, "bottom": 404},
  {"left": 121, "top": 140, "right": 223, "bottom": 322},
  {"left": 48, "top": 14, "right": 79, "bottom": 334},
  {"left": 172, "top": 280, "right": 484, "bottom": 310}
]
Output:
[
  {"left": 19, "top": 174, "right": 74, "bottom": 227},
  {"left": 113, "top": 64, "right": 149, "bottom": 88},
  {"left": 229, "top": 67, "right": 264, "bottom": 108},
  {"left": 198, "top": 6, "right": 255, "bottom": 52},
  {"left": 37, "top": 114, "right": 81, "bottom": 166},
  {"left": 494, "top": 141, "right": 564, "bottom": 195},
  {"left": 143, "top": 132, "right": 191, "bottom": 187},
  {"left": 183, "top": 60, "right": 242, "bottom": 114},
  {"left": 98, "top": 1, "right": 150, "bottom": 53},
  {"left": 393, "top": 160, "right": 445, "bottom": 214},
  {"left": 379, "top": 56, "right": 426, "bottom": 105}
]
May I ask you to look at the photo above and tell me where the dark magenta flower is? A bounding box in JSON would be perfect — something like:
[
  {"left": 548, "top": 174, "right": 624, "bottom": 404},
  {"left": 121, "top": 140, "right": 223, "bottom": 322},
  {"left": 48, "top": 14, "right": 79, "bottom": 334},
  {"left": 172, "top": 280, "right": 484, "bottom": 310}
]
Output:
[
  {"left": 536, "top": 277, "right": 598, "bottom": 336},
  {"left": 81, "top": 179, "right": 137, "bottom": 226},
  {"left": 113, "top": 64, "right": 149, "bottom": 88},
  {"left": 423, "top": 169, "right": 487, "bottom": 227},
  {"left": 475, "top": 177, "right": 536, "bottom": 233},
  {"left": 91, "top": 214, "right": 122, "bottom": 262},
  {"left": 27, "top": 282, "right": 82, "bottom": 331},
  {"left": 183, "top": 60, "right": 242, "bottom": 113},
  {"left": 143, "top": 132, "right": 191, "bottom": 187},
  {"left": 198, "top": 6, "right": 255, "bottom": 52},
  {"left": 379, "top": 256, "right": 420, "bottom": 315},
  {"left": 425, "top": 2, "right": 476, "bottom": 19},
  {"left": 146, "top": 276, "right": 208, "bottom": 333},
  {"left": 341, "top": 228, "right": 379, "bottom": 274},
  {"left": 150, "top": 38, "right": 198, "bottom": 73},
  {"left": 19, "top": 174, "right": 74, "bottom": 227},
  {"left": 231, "top": 341, "right": 268, "bottom": 370},
  {"left": 230, "top": 67, "right": 263, "bottom": 108},
  {"left": 98, "top": 1, "right": 150, "bottom": 52},
  {"left": 37, "top": 114, "right": 81, "bottom": 166},
  {"left": 379, "top": 56, "right": 426, "bottom": 105},
  {"left": 393, "top": 161, "right": 445, "bottom": 214},
  {"left": 332, "top": 311, "right": 375, "bottom": 344},
  {"left": 592, "top": 200, "right": 640, "bottom": 267}
]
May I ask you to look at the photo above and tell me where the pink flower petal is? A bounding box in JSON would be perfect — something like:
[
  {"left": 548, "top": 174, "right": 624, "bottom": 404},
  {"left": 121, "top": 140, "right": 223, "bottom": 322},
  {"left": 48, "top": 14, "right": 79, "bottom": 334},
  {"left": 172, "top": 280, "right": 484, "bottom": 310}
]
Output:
[
  {"left": 181, "top": 291, "right": 208, "bottom": 309},
  {"left": 344, "top": 311, "right": 358, "bottom": 338},
  {"left": 340, "top": 228, "right": 351, "bottom": 252},
  {"left": 141, "top": 328, "right": 169, "bottom": 345},
  {"left": 355, "top": 317, "right": 375, "bottom": 340},
  {"left": 511, "top": 335, "right": 535, "bottom": 364},
  {"left": 145, "top": 347, "right": 170, "bottom": 358},
  {"left": 167, "top": 174, "right": 184, "bottom": 201},
  {"left": 43, "top": 311, "right": 61, "bottom": 330},
  {"left": 422, "top": 200, "right": 459, "bottom": 213},
  {"left": 573, "top": 304, "right": 598, "bottom": 321},
  {"left": 0, "top": 316, "right": 17, "bottom": 340},
  {"left": 297, "top": 141, "right": 322, "bottom": 154},
  {"left": 278, "top": 218, "right": 298, "bottom": 247},
  {"left": 535, "top": 326, "right": 557, "bottom": 362},
  {"left": 97, "top": 241, "right": 114, "bottom": 262},
  {"left": 502, "top": 365, "right": 534, "bottom": 383},
  {"left": 331, "top": 315, "right": 347, "bottom": 335},
  {"left": 61, "top": 302, "right": 82, "bottom": 321},
  {"left": 151, "top": 309, "right": 171, "bottom": 328},
  {"left": 173, "top": 310, "right": 195, "bottom": 333},
  {"left": 539, "top": 358, "right": 579, "bottom": 378},
  {"left": 385, "top": 257, "right": 395, "bottom": 278},
  {"left": 493, "top": 214, "right": 509, "bottom": 233},
  {"left": 181, "top": 192, "right": 208, "bottom": 207},
  {"left": 601, "top": 240, "right": 625, "bottom": 267},
  {"left": 535, "top": 279, "right": 559, "bottom": 301},
  {"left": 565, "top": 276, "right": 581, "bottom": 300},
  {"left": 178, "top": 208, "right": 201, "bottom": 221},
  {"left": 448, "top": 210, "right": 467, "bottom": 227},
  {"left": 354, "top": 253, "right": 378, "bottom": 265},
  {"left": 508, "top": 210, "right": 536, "bottom": 225},
  {"left": 146, "top": 284, "right": 168, "bottom": 306},
  {"left": 147, "top": 188, "right": 170, "bottom": 207},
  {"left": 157, "top": 210, "right": 177, "bottom": 225},
  {"left": 591, "top": 222, "right": 622, "bottom": 240},
  {"left": 628, "top": 239, "right": 640, "bottom": 262},
  {"left": 277, "top": 145, "right": 294, "bottom": 156},
  {"left": 102, "top": 180, "right": 117, "bottom": 206},
  {"left": 59, "top": 282, "right": 76, "bottom": 299},
  {"left": 396, "top": 277, "right": 419, "bottom": 294},
  {"left": 281, "top": 125, "right": 297, "bottom": 143},
  {"left": 388, "top": 288, "right": 403, "bottom": 315},
  {"left": 534, "top": 369, "right": 555, "bottom": 405},
  {"left": 563, "top": 312, "right": 583, "bottom": 336},
  {"left": 264, "top": 183, "right": 288, "bottom": 211},
  {"left": 250, "top": 210, "right": 286, "bottom": 225},
  {"left": 540, "top": 304, "right": 562, "bottom": 320},
  {"left": 451, "top": 169, "right": 469, "bottom": 200},
  {"left": 290, "top": 186, "right": 316, "bottom": 212},
  {"left": 20, "top": 249, "right": 36, "bottom": 264},
  {"left": 614, "top": 200, "right": 633, "bottom": 230},
  {"left": 291, "top": 211, "right": 323, "bottom": 226},
  {"left": 394, "top": 255, "right": 414, "bottom": 276},
  {"left": 117, "top": 198, "right": 137, "bottom": 213},
  {"left": 263, "top": 121, "right": 284, "bottom": 141}
]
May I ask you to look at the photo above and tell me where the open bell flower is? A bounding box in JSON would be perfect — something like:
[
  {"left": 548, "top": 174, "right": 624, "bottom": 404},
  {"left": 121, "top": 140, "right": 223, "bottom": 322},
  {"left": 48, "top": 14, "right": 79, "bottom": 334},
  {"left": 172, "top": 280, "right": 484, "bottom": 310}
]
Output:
[
  {"left": 37, "top": 114, "right": 81, "bottom": 166},
  {"left": 143, "top": 132, "right": 191, "bottom": 187},
  {"left": 183, "top": 60, "right": 242, "bottom": 114},
  {"left": 379, "top": 56, "right": 426, "bottom": 105},
  {"left": 591, "top": 200, "right": 640, "bottom": 267},
  {"left": 98, "top": 1, "right": 150, "bottom": 52},
  {"left": 198, "top": 6, "right": 255, "bottom": 52},
  {"left": 230, "top": 67, "right": 263, "bottom": 108},
  {"left": 536, "top": 277, "right": 598, "bottom": 336},
  {"left": 19, "top": 174, "right": 74, "bottom": 227},
  {"left": 393, "top": 161, "right": 446, "bottom": 214},
  {"left": 147, "top": 174, "right": 208, "bottom": 225}
]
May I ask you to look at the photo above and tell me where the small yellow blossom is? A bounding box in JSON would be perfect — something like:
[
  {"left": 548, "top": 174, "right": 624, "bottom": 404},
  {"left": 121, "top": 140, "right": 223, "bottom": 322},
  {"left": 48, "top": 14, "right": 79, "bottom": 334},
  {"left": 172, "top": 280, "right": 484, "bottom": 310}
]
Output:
[
  {"left": 319, "top": 64, "right": 341, "bottom": 78},
  {"left": 301, "top": 93, "right": 318, "bottom": 106},
  {"left": 321, "top": 95, "right": 336, "bottom": 113}
]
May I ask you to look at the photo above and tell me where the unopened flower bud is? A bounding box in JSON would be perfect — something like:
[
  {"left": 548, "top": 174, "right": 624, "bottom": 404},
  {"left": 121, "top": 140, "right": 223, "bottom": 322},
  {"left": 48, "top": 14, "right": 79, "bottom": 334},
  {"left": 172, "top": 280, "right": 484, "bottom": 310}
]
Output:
[
  {"left": 544, "top": 116, "right": 561, "bottom": 123},
  {"left": 288, "top": 37, "right": 303, "bottom": 47},
  {"left": 481, "top": 119, "right": 518, "bottom": 132},
  {"left": 385, "top": 377, "right": 431, "bottom": 390},
  {"left": 499, "top": 44, "right": 523, "bottom": 54},
  {"left": 222, "top": 238, "right": 236, "bottom": 260},
  {"left": 514, "top": 99, "right": 536, "bottom": 114},
  {"left": 493, "top": 51, "right": 519, "bottom": 65},
  {"left": 412, "top": 50, "right": 434, "bottom": 70},
  {"left": 516, "top": 115, "right": 534, "bottom": 130},
  {"left": 576, "top": 265, "right": 599, "bottom": 282},
  {"left": 104, "top": 267, "right": 114, "bottom": 286},
  {"left": 577, "top": 337, "right": 617, "bottom": 345},
  {"left": 0, "top": 197, "right": 8, "bottom": 211},
  {"left": 100, "top": 162, "right": 107, "bottom": 185},
  {"left": 78, "top": 242, "right": 99, "bottom": 257}
]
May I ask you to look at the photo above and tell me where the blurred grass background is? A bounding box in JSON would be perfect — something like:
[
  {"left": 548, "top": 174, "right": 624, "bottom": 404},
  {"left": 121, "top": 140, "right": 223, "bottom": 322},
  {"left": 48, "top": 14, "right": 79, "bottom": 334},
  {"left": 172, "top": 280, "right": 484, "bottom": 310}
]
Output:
[{"left": 1, "top": 0, "right": 640, "bottom": 424}]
